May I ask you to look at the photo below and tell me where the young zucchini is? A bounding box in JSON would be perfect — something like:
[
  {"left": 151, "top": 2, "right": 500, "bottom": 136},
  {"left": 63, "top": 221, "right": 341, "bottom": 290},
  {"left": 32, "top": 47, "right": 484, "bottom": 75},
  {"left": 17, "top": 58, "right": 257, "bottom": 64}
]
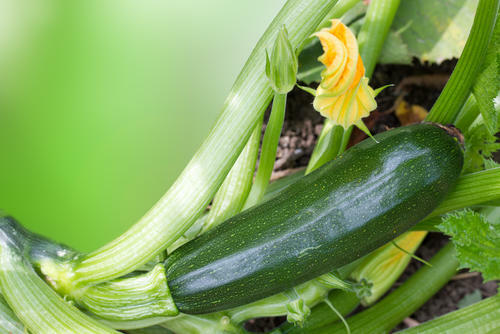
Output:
[{"left": 165, "top": 123, "right": 464, "bottom": 314}]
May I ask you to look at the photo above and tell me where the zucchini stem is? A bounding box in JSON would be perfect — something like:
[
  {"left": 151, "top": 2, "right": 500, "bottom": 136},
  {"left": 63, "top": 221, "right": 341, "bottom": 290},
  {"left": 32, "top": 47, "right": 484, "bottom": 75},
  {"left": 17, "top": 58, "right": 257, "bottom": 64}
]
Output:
[
  {"left": 426, "top": 0, "right": 500, "bottom": 124},
  {"left": 396, "top": 294, "right": 500, "bottom": 333}
]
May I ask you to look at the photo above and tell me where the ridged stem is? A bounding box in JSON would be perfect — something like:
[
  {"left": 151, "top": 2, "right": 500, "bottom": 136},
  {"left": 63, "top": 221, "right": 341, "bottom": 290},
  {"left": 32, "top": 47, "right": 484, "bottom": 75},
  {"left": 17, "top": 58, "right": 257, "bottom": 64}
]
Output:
[
  {"left": 78, "top": 264, "right": 177, "bottom": 323},
  {"left": 430, "top": 167, "right": 500, "bottom": 217},
  {"left": 357, "top": 0, "right": 401, "bottom": 77},
  {"left": 397, "top": 294, "right": 500, "bottom": 334},
  {"left": 55, "top": 0, "right": 340, "bottom": 291},
  {"left": 0, "top": 294, "right": 25, "bottom": 334},
  {"left": 316, "top": 243, "right": 458, "bottom": 334},
  {"left": 426, "top": 0, "right": 500, "bottom": 124},
  {"left": 244, "top": 93, "right": 287, "bottom": 208},
  {"left": 0, "top": 232, "right": 117, "bottom": 333},
  {"left": 203, "top": 121, "right": 261, "bottom": 230}
]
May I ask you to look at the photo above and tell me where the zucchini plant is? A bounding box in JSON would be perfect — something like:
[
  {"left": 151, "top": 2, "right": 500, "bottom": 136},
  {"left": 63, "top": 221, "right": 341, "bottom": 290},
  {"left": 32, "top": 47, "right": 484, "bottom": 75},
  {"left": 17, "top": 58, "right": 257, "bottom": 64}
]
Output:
[{"left": 1, "top": 0, "right": 499, "bottom": 333}]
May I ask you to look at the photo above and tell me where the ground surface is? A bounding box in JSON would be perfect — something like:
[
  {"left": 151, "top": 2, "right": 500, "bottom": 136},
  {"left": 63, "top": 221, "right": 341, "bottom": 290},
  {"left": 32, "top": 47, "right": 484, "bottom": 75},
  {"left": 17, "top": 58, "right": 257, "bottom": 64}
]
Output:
[{"left": 245, "top": 59, "right": 499, "bottom": 332}]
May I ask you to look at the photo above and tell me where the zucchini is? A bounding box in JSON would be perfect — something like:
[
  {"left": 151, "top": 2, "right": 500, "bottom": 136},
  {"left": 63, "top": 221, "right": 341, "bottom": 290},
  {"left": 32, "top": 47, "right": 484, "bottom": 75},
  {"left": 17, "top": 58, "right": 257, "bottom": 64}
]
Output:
[{"left": 165, "top": 123, "right": 464, "bottom": 314}]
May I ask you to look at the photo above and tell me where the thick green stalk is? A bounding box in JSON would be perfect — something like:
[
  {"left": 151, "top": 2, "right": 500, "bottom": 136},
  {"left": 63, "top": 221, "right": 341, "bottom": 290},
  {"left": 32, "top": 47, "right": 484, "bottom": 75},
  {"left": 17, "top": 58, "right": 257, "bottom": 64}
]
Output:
[
  {"left": 315, "top": 243, "right": 458, "bottom": 334},
  {"left": 357, "top": 0, "right": 401, "bottom": 77},
  {"left": 168, "top": 120, "right": 262, "bottom": 253},
  {"left": 50, "top": 0, "right": 340, "bottom": 292},
  {"left": 426, "top": 0, "right": 500, "bottom": 124},
  {"left": 244, "top": 93, "right": 287, "bottom": 208},
  {"left": 0, "top": 230, "right": 118, "bottom": 333},
  {"left": 0, "top": 294, "right": 25, "bottom": 334},
  {"left": 397, "top": 294, "right": 500, "bottom": 334},
  {"left": 203, "top": 121, "right": 261, "bottom": 231},
  {"left": 78, "top": 264, "right": 177, "bottom": 323},
  {"left": 429, "top": 167, "right": 500, "bottom": 217}
]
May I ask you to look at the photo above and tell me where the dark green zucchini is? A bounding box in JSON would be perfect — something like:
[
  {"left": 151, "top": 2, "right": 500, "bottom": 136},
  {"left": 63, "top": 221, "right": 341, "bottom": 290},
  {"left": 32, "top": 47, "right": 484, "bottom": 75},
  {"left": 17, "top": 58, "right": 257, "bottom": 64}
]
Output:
[{"left": 165, "top": 123, "right": 464, "bottom": 314}]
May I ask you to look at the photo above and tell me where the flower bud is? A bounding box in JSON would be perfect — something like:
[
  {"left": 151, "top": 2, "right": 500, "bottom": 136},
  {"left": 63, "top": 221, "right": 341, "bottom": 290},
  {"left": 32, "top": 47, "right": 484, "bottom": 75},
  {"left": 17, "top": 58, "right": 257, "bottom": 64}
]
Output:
[{"left": 266, "top": 26, "right": 298, "bottom": 94}]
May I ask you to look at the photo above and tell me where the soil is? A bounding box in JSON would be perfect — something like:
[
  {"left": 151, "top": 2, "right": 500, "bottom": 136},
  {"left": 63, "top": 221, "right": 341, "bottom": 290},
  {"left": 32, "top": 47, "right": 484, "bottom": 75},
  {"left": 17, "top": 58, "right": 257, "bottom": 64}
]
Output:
[{"left": 246, "top": 59, "right": 499, "bottom": 333}]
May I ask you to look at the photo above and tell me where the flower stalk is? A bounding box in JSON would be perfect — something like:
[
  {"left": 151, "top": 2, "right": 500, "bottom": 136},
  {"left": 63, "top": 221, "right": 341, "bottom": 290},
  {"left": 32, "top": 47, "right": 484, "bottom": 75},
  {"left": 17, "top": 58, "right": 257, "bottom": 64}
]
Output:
[{"left": 245, "top": 26, "right": 298, "bottom": 208}]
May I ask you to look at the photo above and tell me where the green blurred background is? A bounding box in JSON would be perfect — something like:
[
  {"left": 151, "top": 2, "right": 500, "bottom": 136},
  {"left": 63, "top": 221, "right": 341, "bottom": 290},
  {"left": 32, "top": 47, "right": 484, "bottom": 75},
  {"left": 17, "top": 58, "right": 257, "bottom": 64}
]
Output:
[{"left": 0, "top": 1, "right": 285, "bottom": 252}]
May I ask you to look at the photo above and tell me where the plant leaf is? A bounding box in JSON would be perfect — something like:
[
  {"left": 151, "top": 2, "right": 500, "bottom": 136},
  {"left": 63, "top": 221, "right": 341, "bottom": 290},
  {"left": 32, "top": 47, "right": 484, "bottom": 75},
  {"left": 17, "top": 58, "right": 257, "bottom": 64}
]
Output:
[
  {"left": 378, "top": 30, "right": 412, "bottom": 65},
  {"left": 463, "top": 123, "right": 500, "bottom": 173},
  {"left": 472, "top": 20, "right": 500, "bottom": 135},
  {"left": 437, "top": 210, "right": 500, "bottom": 281},
  {"left": 386, "top": 0, "right": 478, "bottom": 64}
]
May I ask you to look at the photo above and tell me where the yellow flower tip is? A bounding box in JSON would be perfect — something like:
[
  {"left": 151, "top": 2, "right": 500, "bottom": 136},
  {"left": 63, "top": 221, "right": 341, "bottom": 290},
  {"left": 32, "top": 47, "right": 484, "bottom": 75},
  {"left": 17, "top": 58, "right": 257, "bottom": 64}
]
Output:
[{"left": 312, "top": 20, "right": 377, "bottom": 133}]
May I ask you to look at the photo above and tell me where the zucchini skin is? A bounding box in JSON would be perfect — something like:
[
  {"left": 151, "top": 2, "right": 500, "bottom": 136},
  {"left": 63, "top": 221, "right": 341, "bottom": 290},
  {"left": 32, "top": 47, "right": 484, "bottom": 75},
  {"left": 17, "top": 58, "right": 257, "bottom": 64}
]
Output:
[{"left": 165, "top": 123, "right": 464, "bottom": 314}]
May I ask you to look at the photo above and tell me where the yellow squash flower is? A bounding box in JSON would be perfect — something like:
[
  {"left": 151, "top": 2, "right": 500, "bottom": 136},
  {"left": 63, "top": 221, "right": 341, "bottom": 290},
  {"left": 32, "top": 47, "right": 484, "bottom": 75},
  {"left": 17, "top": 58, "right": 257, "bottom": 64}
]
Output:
[{"left": 312, "top": 19, "right": 377, "bottom": 132}]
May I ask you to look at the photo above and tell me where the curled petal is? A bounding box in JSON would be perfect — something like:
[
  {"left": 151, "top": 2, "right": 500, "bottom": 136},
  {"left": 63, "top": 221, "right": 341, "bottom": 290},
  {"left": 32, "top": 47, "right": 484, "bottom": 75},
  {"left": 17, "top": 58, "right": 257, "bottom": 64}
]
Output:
[{"left": 312, "top": 20, "right": 377, "bottom": 132}]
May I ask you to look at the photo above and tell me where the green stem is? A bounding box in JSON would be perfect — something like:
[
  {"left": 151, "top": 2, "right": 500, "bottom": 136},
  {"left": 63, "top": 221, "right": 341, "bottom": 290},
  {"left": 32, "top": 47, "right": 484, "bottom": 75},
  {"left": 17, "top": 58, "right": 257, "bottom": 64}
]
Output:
[
  {"left": 429, "top": 167, "right": 500, "bottom": 217},
  {"left": 357, "top": 0, "right": 401, "bottom": 77},
  {"left": 226, "top": 258, "right": 363, "bottom": 324},
  {"left": 306, "top": 122, "right": 344, "bottom": 174},
  {"left": 0, "top": 294, "right": 25, "bottom": 334},
  {"left": 0, "top": 224, "right": 118, "bottom": 333},
  {"left": 203, "top": 121, "right": 262, "bottom": 230},
  {"left": 278, "top": 290, "right": 360, "bottom": 334},
  {"left": 52, "top": 0, "right": 340, "bottom": 292},
  {"left": 426, "top": 0, "right": 500, "bottom": 124},
  {"left": 245, "top": 93, "right": 287, "bottom": 208},
  {"left": 125, "top": 326, "right": 174, "bottom": 334},
  {"left": 315, "top": 243, "right": 458, "bottom": 334},
  {"left": 161, "top": 313, "right": 246, "bottom": 334},
  {"left": 78, "top": 264, "right": 177, "bottom": 324},
  {"left": 454, "top": 95, "right": 480, "bottom": 133},
  {"left": 397, "top": 294, "right": 500, "bottom": 334}
]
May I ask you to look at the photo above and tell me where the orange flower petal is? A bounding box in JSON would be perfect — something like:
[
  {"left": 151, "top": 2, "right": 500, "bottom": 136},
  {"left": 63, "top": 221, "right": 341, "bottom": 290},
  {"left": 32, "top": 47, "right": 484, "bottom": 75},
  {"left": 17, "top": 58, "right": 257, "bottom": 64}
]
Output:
[{"left": 312, "top": 20, "right": 377, "bottom": 131}]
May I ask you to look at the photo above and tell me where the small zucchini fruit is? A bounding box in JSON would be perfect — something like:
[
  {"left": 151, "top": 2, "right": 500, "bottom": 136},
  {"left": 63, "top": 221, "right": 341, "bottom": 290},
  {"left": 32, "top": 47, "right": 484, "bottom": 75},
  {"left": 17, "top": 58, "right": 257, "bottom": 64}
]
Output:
[{"left": 165, "top": 123, "right": 464, "bottom": 314}]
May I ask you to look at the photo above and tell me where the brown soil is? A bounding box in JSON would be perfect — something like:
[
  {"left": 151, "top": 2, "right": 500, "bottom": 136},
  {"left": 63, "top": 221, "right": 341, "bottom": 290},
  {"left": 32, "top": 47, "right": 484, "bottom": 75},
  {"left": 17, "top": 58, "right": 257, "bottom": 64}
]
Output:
[{"left": 246, "top": 59, "right": 499, "bottom": 333}]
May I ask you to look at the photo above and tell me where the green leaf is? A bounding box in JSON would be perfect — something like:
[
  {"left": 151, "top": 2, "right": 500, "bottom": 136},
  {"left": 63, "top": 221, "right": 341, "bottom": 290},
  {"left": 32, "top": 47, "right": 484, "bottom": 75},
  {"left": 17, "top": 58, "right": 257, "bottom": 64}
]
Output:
[
  {"left": 457, "top": 289, "right": 482, "bottom": 309},
  {"left": 378, "top": 29, "right": 412, "bottom": 65},
  {"left": 297, "top": 41, "right": 323, "bottom": 84},
  {"left": 472, "top": 20, "right": 500, "bottom": 135},
  {"left": 386, "top": 0, "right": 478, "bottom": 64},
  {"left": 437, "top": 210, "right": 500, "bottom": 281},
  {"left": 463, "top": 123, "right": 500, "bottom": 173}
]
